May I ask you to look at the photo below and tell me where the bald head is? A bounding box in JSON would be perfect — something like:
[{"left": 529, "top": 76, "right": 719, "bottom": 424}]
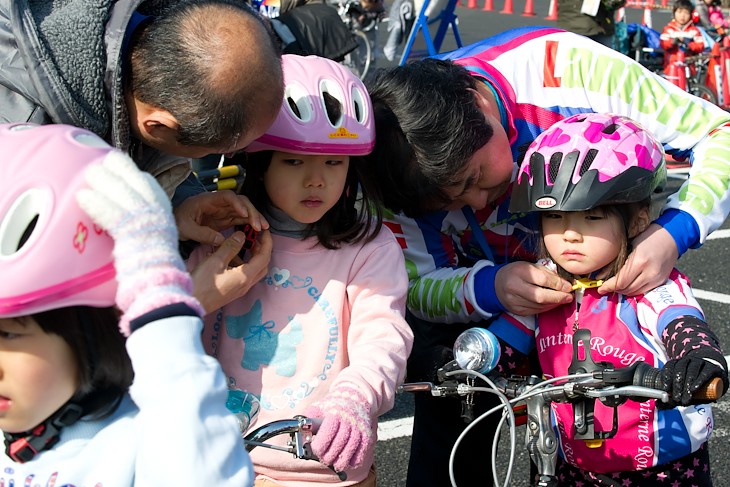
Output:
[{"left": 129, "top": 0, "right": 283, "bottom": 150}]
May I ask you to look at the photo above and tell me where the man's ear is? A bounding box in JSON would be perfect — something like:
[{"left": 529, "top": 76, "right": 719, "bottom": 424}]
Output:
[
  {"left": 140, "top": 108, "right": 180, "bottom": 144},
  {"left": 629, "top": 207, "right": 651, "bottom": 238},
  {"left": 470, "top": 86, "right": 494, "bottom": 116},
  {"left": 128, "top": 95, "right": 181, "bottom": 146}
]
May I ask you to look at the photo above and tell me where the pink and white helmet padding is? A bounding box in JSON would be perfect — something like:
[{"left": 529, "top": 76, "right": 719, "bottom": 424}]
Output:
[
  {"left": 0, "top": 123, "right": 117, "bottom": 318},
  {"left": 509, "top": 113, "right": 666, "bottom": 213},
  {"left": 245, "top": 54, "right": 375, "bottom": 156}
]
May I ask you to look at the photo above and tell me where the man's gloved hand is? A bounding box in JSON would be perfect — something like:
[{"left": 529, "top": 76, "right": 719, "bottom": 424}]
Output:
[
  {"left": 658, "top": 348, "right": 729, "bottom": 408},
  {"left": 77, "top": 152, "right": 204, "bottom": 335},
  {"left": 304, "top": 385, "right": 374, "bottom": 472}
]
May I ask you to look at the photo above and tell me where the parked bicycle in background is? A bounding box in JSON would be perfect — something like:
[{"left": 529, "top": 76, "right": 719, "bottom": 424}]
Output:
[
  {"left": 248, "top": 0, "right": 382, "bottom": 80},
  {"left": 331, "top": 0, "right": 386, "bottom": 79}
]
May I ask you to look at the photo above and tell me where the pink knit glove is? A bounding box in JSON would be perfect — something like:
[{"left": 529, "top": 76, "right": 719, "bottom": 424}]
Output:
[
  {"left": 76, "top": 152, "right": 204, "bottom": 335},
  {"left": 304, "top": 385, "right": 374, "bottom": 472}
]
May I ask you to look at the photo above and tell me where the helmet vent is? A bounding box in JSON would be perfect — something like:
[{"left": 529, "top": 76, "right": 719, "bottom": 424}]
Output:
[
  {"left": 579, "top": 149, "right": 599, "bottom": 176},
  {"left": 0, "top": 188, "right": 49, "bottom": 258},
  {"left": 602, "top": 123, "right": 618, "bottom": 135},
  {"left": 351, "top": 86, "right": 368, "bottom": 124},
  {"left": 287, "top": 98, "right": 302, "bottom": 118},
  {"left": 17, "top": 215, "right": 39, "bottom": 251},
  {"left": 322, "top": 92, "right": 343, "bottom": 127},
  {"left": 548, "top": 153, "right": 563, "bottom": 184},
  {"left": 320, "top": 79, "right": 345, "bottom": 127},
  {"left": 284, "top": 83, "right": 313, "bottom": 123}
]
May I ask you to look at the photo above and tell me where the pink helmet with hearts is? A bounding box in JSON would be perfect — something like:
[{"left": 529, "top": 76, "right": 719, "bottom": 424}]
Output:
[
  {"left": 0, "top": 123, "right": 117, "bottom": 318},
  {"left": 245, "top": 54, "right": 375, "bottom": 156},
  {"left": 510, "top": 113, "right": 666, "bottom": 213}
]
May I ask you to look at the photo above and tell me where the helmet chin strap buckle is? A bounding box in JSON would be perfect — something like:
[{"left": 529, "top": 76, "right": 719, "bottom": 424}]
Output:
[{"left": 4, "top": 402, "right": 83, "bottom": 463}]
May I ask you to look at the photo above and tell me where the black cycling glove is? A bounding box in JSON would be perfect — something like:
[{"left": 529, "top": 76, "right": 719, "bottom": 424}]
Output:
[{"left": 658, "top": 316, "right": 728, "bottom": 408}]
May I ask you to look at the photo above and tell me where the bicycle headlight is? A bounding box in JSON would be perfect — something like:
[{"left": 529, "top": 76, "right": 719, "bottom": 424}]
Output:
[{"left": 453, "top": 327, "right": 501, "bottom": 374}]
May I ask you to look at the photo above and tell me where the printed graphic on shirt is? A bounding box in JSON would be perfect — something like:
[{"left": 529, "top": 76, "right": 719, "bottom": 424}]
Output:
[
  {"left": 226, "top": 299, "right": 303, "bottom": 377},
  {"left": 222, "top": 266, "right": 343, "bottom": 411}
]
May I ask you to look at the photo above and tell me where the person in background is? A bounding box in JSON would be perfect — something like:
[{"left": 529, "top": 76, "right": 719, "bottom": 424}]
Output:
[
  {"left": 364, "top": 25, "right": 730, "bottom": 486},
  {"left": 0, "top": 0, "right": 283, "bottom": 246},
  {"left": 0, "top": 123, "right": 255, "bottom": 486},
  {"left": 187, "top": 55, "right": 414, "bottom": 486},
  {"left": 694, "top": 0, "right": 729, "bottom": 33},
  {"left": 660, "top": 0, "right": 707, "bottom": 77},
  {"left": 557, "top": 0, "right": 626, "bottom": 48},
  {"left": 488, "top": 113, "right": 727, "bottom": 486}
]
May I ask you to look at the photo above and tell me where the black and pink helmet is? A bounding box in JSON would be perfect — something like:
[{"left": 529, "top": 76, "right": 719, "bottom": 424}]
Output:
[{"left": 509, "top": 113, "right": 666, "bottom": 213}]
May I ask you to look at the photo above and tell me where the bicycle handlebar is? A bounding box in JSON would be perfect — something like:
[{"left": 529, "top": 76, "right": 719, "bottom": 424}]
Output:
[
  {"left": 398, "top": 360, "right": 724, "bottom": 404},
  {"left": 398, "top": 327, "right": 725, "bottom": 487},
  {"left": 242, "top": 416, "right": 347, "bottom": 481}
]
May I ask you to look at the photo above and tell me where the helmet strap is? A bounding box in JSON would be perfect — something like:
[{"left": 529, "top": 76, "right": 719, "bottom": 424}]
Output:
[{"left": 3, "top": 402, "right": 83, "bottom": 463}]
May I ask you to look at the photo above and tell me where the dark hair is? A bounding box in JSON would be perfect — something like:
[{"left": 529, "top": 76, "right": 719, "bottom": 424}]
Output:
[
  {"left": 538, "top": 199, "right": 651, "bottom": 282},
  {"left": 365, "top": 59, "right": 494, "bottom": 217},
  {"left": 239, "top": 148, "right": 383, "bottom": 249},
  {"left": 129, "top": 0, "right": 283, "bottom": 148},
  {"left": 673, "top": 0, "right": 694, "bottom": 13},
  {"left": 32, "top": 306, "right": 133, "bottom": 419}
]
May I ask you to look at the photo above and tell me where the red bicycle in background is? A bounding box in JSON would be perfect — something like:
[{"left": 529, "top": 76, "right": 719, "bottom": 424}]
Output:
[{"left": 667, "top": 28, "right": 730, "bottom": 108}]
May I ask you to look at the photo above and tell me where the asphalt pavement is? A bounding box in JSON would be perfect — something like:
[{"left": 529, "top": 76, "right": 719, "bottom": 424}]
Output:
[{"left": 368, "top": 4, "right": 730, "bottom": 486}]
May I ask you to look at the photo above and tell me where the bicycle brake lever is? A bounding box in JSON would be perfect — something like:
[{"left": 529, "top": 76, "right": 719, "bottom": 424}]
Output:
[
  {"left": 293, "top": 417, "right": 348, "bottom": 481},
  {"left": 397, "top": 382, "right": 436, "bottom": 393},
  {"left": 397, "top": 380, "right": 466, "bottom": 396}
]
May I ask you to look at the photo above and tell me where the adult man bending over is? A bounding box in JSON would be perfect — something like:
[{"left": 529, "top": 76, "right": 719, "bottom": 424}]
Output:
[{"left": 0, "top": 0, "right": 283, "bottom": 244}]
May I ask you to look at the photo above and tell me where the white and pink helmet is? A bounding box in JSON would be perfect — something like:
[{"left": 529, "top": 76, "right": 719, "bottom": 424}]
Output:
[
  {"left": 510, "top": 113, "right": 666, "bottom": 213},
  {"left": 0, "top": 123, "right": 117, "bottom": 318},
  {"left": 245, "top": 54, "right": 375, "bottom": 156}
]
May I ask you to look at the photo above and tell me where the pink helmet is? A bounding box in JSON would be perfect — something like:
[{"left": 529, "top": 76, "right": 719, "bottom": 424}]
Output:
[
  {"left": 510, "top": 113, "right": 666, "bottom": 213},
  {"left": 245, "top": 54, "right": 375, "bottom": 156},
  {"left": 0, "top": 123, "right": 117, "bottom": 318}
]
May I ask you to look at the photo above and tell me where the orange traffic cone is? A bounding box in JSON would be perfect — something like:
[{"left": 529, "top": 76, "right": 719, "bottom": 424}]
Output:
[
  {"left": 707, "top": 42, "right": 721, "bottom": 102},
  {"left": 467, "top": 0, "right": 477, "bottom": 8},
  {"left": 483, "top": 0, "right": 494, "bottom": 10},
  {"left": 545, "top": 0, "right": 557, "bottom": 20},
  {"left": 522, "top": 0, "right": 535, "bottom": 15},
  {"left": 500, "top": 0, "right": 513, "bottom": 14},
  {"left": 720, "top": 49, "right": 730, "bottom": 108},
  {"left": 676, "top": 51, "right": 687, "bottom": 91},
  {"left": 642, "top": 7, "right": 652, "bottom": 29}
]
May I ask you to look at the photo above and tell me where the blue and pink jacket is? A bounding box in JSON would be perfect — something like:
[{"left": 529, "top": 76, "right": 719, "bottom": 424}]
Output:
[
  {"left": 388, "top": 27, "right": 730, "bottom": 324},
  {"left": 489, "top": 267, "right": 713, "bottom": 473}
]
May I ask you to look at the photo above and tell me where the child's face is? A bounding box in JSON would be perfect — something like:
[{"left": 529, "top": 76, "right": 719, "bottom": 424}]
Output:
[
  {"left": 675, "top": 7, "right": 692, "bottom": 25},
  {"left": 541, "top": 209, "right": 624, "bottom": 278},
  {"left": 0, "top": 317, "right": 78, "bottom": 433},
  {"left": 264, "top": 151, "right": 350, "bottom": 224}
]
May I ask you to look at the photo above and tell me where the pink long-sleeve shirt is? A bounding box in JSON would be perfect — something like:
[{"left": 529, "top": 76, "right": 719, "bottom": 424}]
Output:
[{"left": 192, "top": 228, "right": 413, "bottom": 486}]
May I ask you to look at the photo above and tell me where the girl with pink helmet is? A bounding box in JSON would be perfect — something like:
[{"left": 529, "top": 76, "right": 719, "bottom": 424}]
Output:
[
  {"left": 0, "top": 123, "right": 255, "bottom": 485},
  {"left": 485, "top": 113, "right": 727, "bottom": 486},
  {"left": 188, "top": 54, "right": 413, "bottom": 487}
]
